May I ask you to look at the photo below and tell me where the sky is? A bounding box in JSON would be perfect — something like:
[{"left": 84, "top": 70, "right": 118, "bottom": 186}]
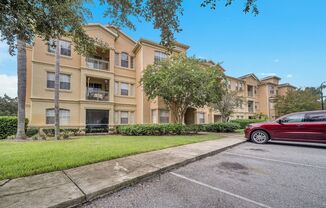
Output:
[{"left": 1, "top": 0, "right": 326, "bottom": 97}]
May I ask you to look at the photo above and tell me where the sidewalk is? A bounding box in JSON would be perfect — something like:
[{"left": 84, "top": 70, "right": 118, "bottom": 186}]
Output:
[{"left": 0, "top": 134, "right": 245, "bottom": 208}]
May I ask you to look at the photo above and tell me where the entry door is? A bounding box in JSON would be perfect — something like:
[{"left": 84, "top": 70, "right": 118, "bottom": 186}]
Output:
[{"left": 273, "top": 113, "right": 306, "bottom": 141}]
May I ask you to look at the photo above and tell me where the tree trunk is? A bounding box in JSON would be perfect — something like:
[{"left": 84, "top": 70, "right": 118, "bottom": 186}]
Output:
[
  {"left": 16, "top": 36, "right": 27, "bottom": 139},
  {"left": 54, "top": 38, "right": 61, "bottom": 140}
]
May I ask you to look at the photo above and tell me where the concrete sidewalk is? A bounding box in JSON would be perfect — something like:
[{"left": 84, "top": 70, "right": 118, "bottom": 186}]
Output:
[{"left": 0, "top": 134, "right": 245, "bottom": 208}]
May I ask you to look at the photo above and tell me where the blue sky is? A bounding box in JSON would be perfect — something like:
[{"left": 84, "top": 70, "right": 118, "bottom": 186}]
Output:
[{"left": 1, "top": 0, "right": 326, "bottom": 96}]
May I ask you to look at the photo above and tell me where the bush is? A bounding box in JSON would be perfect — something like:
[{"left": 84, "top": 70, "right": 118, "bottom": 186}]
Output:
[
  {"left": 42, "top": 128, "right": 83, "bottom": 137},
  {"left": 0, "top": 116, "right": 28, "bottom": 139},
  {"left": 26, "top": 128, "right": 39, "bottom": 137},
  {"left": 202, "top": 122, "right": 240, "bottom": 133},
  {"left": 116, "top": 124, "right": 197, "bottom": 136},
  {"left": 116, "top": 122, "right": 239, "bottom": 136},
  {"left": 230, "top": 119, "right": 266, "bottom": 129}
]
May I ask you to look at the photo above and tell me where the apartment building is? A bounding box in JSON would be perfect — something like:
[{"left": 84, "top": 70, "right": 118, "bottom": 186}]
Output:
[{"left": 25, "top": 23, "right": 295, "bottom": 129}]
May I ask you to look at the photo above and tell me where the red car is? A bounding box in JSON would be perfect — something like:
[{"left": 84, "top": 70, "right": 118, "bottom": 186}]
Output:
[{"left": 245, "top": 110, "right": 326, "bottom": 144}]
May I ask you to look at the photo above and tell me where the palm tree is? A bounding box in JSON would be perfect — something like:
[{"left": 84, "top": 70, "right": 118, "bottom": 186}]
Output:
[
  {"left": 54, "top": 38, "right": 61, "bottom": 139},
  {"left": 16, "top": 36, "right": 27, "bottom": 139}
]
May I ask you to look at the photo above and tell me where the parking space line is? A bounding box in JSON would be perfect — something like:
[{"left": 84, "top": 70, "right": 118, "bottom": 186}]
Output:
[
  {"left": 170, "top": 172, "right": 272, "bottom": 208},
  {"left": 224, "top": 152, "right": 326, "bottom": 170}
]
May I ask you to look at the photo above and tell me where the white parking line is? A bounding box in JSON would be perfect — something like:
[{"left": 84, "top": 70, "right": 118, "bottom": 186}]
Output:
[
  {"left": 224, "top": 152, "right": 326, "bottom": 170},
  {"left": 170, "top": 172, "right": 272, "bottom": 208}
]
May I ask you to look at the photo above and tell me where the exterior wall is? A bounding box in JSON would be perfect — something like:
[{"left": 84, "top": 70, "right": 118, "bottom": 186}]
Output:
[{"left": 25, "top": 23, "right": 295, "bottom": 128}]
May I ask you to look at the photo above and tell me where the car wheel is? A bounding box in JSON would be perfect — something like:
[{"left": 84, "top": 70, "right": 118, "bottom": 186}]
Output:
[{"left": 250, "top": 130, "right": 269, "bottom": 144}]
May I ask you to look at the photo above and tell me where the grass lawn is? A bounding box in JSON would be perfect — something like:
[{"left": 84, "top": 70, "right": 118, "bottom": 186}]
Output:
[{"left": 0, "top": 133, "right": 222, "bottom": 180}]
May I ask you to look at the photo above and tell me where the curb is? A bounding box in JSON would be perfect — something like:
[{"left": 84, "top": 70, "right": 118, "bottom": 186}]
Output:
[{"left": 75, "top": 139, "right": 246, "bottom": 207}]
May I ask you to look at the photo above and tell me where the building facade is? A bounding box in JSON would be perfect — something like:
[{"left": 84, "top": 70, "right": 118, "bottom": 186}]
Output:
[{"left": 25, "top": 23, "right": 295, "bottom": 129}]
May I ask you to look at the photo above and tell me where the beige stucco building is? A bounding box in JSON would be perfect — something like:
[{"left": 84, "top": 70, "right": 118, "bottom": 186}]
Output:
[{"left": 25, "top": 23, "right": 295, "bottom": 130}]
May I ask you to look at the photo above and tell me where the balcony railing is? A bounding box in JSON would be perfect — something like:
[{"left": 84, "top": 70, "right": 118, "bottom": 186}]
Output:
[
  {"left": 86, "top": 89, "right": 109, "bottom": 101},
  {"left": 86, "top": 57, "right": 109, "bottom": 71}
]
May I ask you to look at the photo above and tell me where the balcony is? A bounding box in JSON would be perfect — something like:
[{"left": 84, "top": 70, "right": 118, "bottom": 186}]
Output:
[
  {"left": 86, "top": 77, "right": 109, "bottom": 101},
  {"left": 86, "top": 57, "right": 109, "bottom": 71},
  {"left": 86, "top": 89, "right": 109, "bottom": 101}
]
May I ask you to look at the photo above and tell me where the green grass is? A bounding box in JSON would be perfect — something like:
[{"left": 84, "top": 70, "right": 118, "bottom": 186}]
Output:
[{"left": 0, "top": 133, "right": 221, "bottom": 180}]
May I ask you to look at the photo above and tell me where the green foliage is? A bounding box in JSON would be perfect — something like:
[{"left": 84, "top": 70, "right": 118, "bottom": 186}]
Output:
[
  {"left": 275, "top": 87, "right": 321, "bottom": 116},
  {"left": 201, "top": 122, "right": 241, "bottom": 132},
  {"left": 117, "top": 122, "right": 239, "bottom": 136},
  {"left": 211, "top": 90, "right": 239, "bottom": 122},
  {"left": 0, "top": 94, "right": 17, "bottom": 116},
  {"left": 142, "top": 54, "right": 224, "bottom": 123},
  {"left": 0, "top": 116, "right": 28, "bottom": 139},
  {"left": 26, "top": 128, "right": 39, "bottom": 137},
  {"left": 230, "top": 119, "right": 266, "bottom": 129},
  {"left": 116, "top": 124, "right": 194, "bottom": 136},
  {"left": 42, "top": 128, "right": 84, "bottom": 137}
]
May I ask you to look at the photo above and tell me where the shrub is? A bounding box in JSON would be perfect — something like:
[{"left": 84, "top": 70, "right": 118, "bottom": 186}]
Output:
[
  {"left": 41, "top": 128, "right": 82, "bottom": 137},
  {"left": 116, "top": 124, "right": 196, "bottom": 136},
  {"left": 202, "top": 122, "right": 240, "bottom": 133},
  {"left": 116, "top": 123, "right": 239, "bottom": 136},
  {"left": 26, "top": 128, "right": 39, "bottom": 137},
  {"left": 0, "top": 116, "right": 28, "bottom": 139},
  {"left": 230, "top": 119, "right": 266, "bottom": 129}
]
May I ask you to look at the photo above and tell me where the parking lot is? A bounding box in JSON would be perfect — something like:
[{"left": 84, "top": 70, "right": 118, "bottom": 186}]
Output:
[{"left": 82, "top": 141, "right": 326, "bottom": 208}]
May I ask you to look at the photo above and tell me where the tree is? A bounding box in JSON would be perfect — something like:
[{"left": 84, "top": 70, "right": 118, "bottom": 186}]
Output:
[
  {"left": 1, "top": 0, "right": 97, "bottom": 139},
  {"left": 275, "top": 87, "right": 321, "bottom": 116},
  {"left": 212, "top": 90, "right": 239, "bottom": 122},
  {"left": 141, "top": 54, "right": 224, "bottom": 123},
  {"left": 0, "top": 94, "right": 17, "bottom": 116}
]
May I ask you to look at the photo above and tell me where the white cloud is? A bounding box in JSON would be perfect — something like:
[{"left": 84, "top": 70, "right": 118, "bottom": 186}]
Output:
[
  {"left": 260, "top": 72, "right": 277, "bottom": 76},
  {"left": 286, "top": 74, "right": 293, "bottom": 78},
  {"left": 0, "top": 74, "right": 17, "bottom": 97},
  {"left": 273, "top": 59, "right": 280, "bottom": 63}
]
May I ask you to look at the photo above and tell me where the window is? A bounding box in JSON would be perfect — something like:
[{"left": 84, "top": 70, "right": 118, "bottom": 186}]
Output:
[
  {"left": 130, "top": 56, "right": 134, "bottom": 68},
  {"left": 121, "top": 52, "right": 129, "bottom": 68},
  {"left": 197, "top": 112, "right": 205, "bottom": 124},
  {"left": 269, "top": 85, "right": 275, "bottom": 95},
  {"left": 48, "top": 40, "right": 71, "bottom": 56},
  {"left": 281, "top": 113, "right": 305, "bottom": 123},
  {"left": 120, "top": 83, "right": 129, "bottom": 96},
  {"left": 48, "top": 39, "right": 56, "bottom": 53},
  {"left": 120, "top": 111, "right": 129, "bottom": 124},
  {"left": 60, "top": 40, "right": 71, "bottom": 56},
  {"left": 306, "top": 112, "right": 326, "bottom": 122},
  {"left": 152, "top": 110, "right": 158, "bottom": 124},
  {"left": 46, "top": 109, "right": 70, "bottom": 124},
  {"left": 159, "top": 110, "right": 169, "bottom": 123},
  {"left": 47, "top": 72, "right": 71, "bottom": 90},
  {"left": 154, "top": 51, "right": 167, "bottom": 63},
  {"left": 115, "top": 52, "right": 119, "bottom": 66},
  {"left": 115, "top": 111, "right": 134, "bottom": 124}
]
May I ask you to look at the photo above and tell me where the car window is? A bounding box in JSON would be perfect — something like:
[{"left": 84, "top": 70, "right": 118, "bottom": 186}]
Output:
[
  {"left": 282, "top": 113, "right": 305, "bottom": 123},
  {"left": 306, "top": 112, "right": 326, "bottom": 122}
]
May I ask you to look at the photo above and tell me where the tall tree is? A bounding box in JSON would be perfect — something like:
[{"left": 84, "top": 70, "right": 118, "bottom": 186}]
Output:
[
  {"left": 0, "top": 94, "right": 17, "bottom": 116},
  {"left": 212, "top": 90, "right": 239, "bottom": 122},
  {"left": 275, "top": 87, "right": 321, "bottom": 116},
  {"left": 142, "top": 54, "right": 224, "bottom": 123},
  {"left": 0, "top": 0, "right": 96, "bottom": 139}
]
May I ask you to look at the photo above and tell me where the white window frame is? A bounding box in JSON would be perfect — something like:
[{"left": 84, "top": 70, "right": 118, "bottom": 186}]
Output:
[{"left": 46, "top": 109, "right": 70, "bottom": 125}]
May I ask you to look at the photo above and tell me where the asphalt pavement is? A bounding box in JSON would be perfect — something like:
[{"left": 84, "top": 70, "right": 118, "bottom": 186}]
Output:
[{"left": 81, "top": 141, "right": 326, "bottom": 208}]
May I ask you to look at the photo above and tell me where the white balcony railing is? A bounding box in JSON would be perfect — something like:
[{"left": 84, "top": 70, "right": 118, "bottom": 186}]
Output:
[
  {"left": 86, "top": 89, "right": 109, "bottom": 101},
  {"left": 86, "top": 57, "right": 109, "bottom": 71}
]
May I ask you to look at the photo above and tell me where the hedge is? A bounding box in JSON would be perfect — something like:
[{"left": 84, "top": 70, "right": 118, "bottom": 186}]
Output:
[
  {"left": 230, "top": 119, "right": 266, "bottom": 129},
  {"left": 0, "top": 116, "right": 28, "bottom": 139},
  {"left": 116, "top": 122, "right": 240, "bottom": 136}
]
